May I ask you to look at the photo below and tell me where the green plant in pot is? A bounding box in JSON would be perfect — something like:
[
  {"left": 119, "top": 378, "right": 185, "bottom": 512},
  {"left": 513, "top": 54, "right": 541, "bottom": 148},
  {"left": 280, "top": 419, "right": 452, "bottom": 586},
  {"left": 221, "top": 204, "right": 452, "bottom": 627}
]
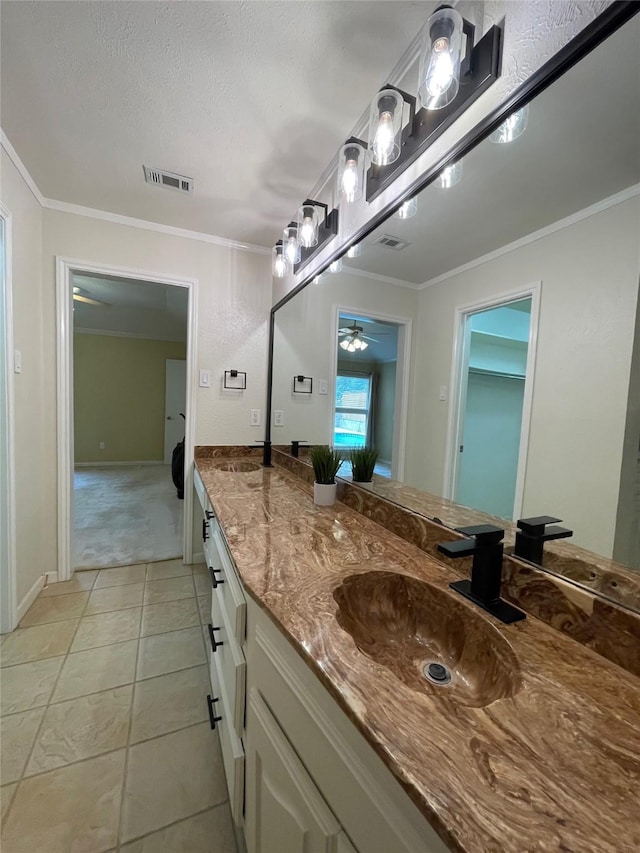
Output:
[
  {"left": 349, "top": 447, "right": 378, "bottom": 485},
  {"left": 310, "top": 445, "right": 343, "bottom": 506}
]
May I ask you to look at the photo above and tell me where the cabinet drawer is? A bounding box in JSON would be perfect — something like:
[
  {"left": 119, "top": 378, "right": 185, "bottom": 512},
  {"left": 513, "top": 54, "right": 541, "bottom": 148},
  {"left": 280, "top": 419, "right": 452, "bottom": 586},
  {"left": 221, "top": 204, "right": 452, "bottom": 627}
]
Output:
[
  {"left": 211, "top": 526, "right": 246, "bottom": 643},
  {"left": 208, "top": 591, "right": 246, "bottom": 738},
  {"left": 208, "top": 656, "right": 245, "bottom": 827}
]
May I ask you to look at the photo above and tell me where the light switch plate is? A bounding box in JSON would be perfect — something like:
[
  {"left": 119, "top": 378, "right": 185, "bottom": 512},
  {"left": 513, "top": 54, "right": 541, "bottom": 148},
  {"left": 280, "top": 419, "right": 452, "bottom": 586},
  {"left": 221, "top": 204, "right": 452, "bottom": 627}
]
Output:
[
  {"left": 318, "top": 379, "right": 328, "bottom": 395},
  {"left": 14, "top": 350, "right": 22, "bottom": 374},
  {"left": 199, "top": 369, "right": 211, "bottom": 388},
  {"left": 439, "top": 385, "right": 448, "bottom": 402}
]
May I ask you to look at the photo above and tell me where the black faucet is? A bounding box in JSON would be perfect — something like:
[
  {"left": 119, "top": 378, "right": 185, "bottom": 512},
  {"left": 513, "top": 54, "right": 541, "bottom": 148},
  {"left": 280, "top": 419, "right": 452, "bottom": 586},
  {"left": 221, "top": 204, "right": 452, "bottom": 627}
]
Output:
[
  {"left": 290, "top": 440, "right": 309, "bottom": 458},
  {"left": 437, "top": 524, "right": 526, "bottom": 624},
  {"left": 514, "top": 516, "right": 573, "bottom": 565}
]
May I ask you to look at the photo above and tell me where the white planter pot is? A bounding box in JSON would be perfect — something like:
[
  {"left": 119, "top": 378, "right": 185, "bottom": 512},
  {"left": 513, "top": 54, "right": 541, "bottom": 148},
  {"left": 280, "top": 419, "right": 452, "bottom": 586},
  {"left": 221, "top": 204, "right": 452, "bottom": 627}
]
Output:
[
  {"left": 354, "top": 480, "right": 374, "bottom": 490},
  {"left": 314, "top": 482, "right": 337, "bottom": 506}
]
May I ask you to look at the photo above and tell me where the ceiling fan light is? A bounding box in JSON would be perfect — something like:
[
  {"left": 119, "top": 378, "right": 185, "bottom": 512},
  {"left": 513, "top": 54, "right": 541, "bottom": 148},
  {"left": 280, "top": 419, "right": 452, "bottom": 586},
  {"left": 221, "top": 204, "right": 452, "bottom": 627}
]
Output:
[
  {"left": 340, "top": 339, "right": 350, "bottom": 350},
  {"left": 360, "top": 339, "right": 369, "bottom": 351}
]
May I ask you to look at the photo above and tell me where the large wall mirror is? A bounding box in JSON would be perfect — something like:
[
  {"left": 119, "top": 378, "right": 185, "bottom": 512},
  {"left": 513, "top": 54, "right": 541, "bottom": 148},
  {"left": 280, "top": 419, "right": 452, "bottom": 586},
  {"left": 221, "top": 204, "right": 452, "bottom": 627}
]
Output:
[{"left": 270, "top": 13, "right": 640, "bottom": 595}]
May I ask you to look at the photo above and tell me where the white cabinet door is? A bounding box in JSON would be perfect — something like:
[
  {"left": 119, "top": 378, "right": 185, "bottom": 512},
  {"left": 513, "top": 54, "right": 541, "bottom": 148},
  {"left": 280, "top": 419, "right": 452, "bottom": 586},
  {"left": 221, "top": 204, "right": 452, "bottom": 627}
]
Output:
[{"left": 245, "top": 688, "right": 343, "bottom": 853}]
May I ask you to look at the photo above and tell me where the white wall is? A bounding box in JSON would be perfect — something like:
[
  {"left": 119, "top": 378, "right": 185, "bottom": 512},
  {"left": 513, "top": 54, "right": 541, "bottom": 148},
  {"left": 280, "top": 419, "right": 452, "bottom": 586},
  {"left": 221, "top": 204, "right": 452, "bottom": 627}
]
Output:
[
  {"left": 407, "top": 195, "right": 640, "bottom": 556},
  {"left": 1, "top": 149, "right": 51, "bottom": 608},
  {"left": 271, "top": 270, "right": 418, "bottom": 445}
]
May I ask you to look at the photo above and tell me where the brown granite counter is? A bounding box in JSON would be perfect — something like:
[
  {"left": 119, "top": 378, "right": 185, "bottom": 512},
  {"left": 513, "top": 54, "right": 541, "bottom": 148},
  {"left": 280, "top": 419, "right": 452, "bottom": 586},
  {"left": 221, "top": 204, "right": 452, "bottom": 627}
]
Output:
[{"left": 195, "top": 453, "right": 640, "bottom": 853}]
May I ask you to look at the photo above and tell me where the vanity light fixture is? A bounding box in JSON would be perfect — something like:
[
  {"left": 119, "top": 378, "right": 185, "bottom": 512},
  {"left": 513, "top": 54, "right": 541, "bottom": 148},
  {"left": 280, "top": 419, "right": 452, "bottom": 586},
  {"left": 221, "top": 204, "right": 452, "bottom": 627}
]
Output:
[
  {"left": 366, "top": 10, "right": 501, "bottom": 203},
  {"left": 272, "top": 240, "right": 287, "bottom": 278},
  {"left": 294, "top": 199, "right": 340, "bottom": 274},
  {"left": 329, "top": 258, "right": 343, "bottom": 273},
  {"left": 346, "top": 243, "right": 362, "bottom": 258},
  {"left": 367, "top": 87, "right": 414, "bottom": 166},
  {"left": 395, "top": 197, "right": 418, "bottom": 219},
  {"left": 438, "top": 159, "right": 463, "bottom": 188},
  {"left": 337, "top": 137, "right": 367, "bottom": 203},
  {"left": 490, "top": 103, "right": 530, "bottom": 144},
  {"left": 283, "top": 222, "right": 301, "bottom": 265}
]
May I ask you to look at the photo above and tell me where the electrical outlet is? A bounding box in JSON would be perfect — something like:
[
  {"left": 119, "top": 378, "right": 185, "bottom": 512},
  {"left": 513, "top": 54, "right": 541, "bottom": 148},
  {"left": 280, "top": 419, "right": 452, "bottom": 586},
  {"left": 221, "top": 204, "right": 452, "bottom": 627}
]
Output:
[
  {"left": 274, "top": 410, "right": 284, "bottom": 427},
  {"left": 99, "top": 441, "right": 105, "bottom": 449},
  {"left": 250, "top": 409, "right": 261, "bottom": 426}
]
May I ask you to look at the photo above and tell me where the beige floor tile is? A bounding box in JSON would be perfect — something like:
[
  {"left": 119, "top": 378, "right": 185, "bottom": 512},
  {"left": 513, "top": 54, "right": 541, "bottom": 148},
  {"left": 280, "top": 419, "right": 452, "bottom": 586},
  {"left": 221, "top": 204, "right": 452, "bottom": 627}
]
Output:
[
  {"left": 136, "top": 627, "right": 205, "bottom": 681},
  {"left": 144, "top": 576, "right": 195, "bottom": 606},
  {"left": 130, "top": 666, "right": 209, "bottom": 744},
  {"left": 1, "top": 783, "right": 18, "bottom": 823},
  {"left": 0, "top": 657, "right": 64, "bottom": 716},
  {"left": 85, "top": 583, "right": 144, "bottom": 615},
  {"left": 1, "top": 619, "right": 78, "bottom": 667},
  {"left": 20, "top": 592, "right": 89, "bottom": 628},
  {"left": 120, "top": 804, "right": 237, "bottom": 853},
  {"left": 120, "top": 723, "right": 227, "bottom": 842},
  {"left": 53, "top": 640, "right": 138, "bottom": 702},
  {"left": 140, "top": 599, "right": 199, "bottom": 637},
  {"left": 191, "top": 562, "right": 207, "bottom": 575},
  {"left": 193, "top": 571, "right": 212, "bottom": 597},
  {"left": 0, "top": 749, "right": 125, "bottom": 853},
  {"left": 26, "top": 685, "right": 133, "bottom": 776},
  {"left": 0, "top": 709, "right": 45, "bottom": 784},
  {"left": 71, "top": 608, "right": 142, "bottom": 652},
  {"left": 197, "top": 595, "right": 210, "bottom": 624},
  {"left": 94, "top": 564, "right": 147, "bottom": 589},
  {"left": 40, "top": 571, "right": 98, "bottom": 597},
  {"left": 146, "top": 560, "right": 191, "bottom": 581}
]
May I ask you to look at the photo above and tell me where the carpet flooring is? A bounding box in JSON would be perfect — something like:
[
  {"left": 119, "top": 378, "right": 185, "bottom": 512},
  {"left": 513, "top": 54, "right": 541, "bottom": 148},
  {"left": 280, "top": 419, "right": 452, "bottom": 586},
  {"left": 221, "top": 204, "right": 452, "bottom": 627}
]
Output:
[{"left": 73, "top": 466, "right": 183, "bottom": 570}]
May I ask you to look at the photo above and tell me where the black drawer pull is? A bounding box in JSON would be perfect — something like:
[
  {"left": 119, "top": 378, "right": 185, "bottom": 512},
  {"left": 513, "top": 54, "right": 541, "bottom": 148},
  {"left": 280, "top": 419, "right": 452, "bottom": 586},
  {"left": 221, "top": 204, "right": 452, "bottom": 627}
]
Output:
[
  {"left": 207, "top": 622, "right": 224, "bottom": 652},
  {"left": 205, "top": 509, "right": 215, "bottom": 520},
  {"left": 202, "top": 519, "right": 209, "bottom": 542},
  {"left": 208, "top": 565, "right": 225, "bottom": 589},
  {"left": 206, "top": 694, "right": 222, "bottom": 730}
]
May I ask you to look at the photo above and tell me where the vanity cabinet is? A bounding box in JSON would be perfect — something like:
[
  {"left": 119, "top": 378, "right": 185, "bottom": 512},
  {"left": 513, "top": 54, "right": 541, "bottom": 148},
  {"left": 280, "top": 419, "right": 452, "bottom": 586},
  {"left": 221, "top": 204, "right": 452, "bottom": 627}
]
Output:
[{"left": 194, "top": 468, "right": 448, "bottom": 853}]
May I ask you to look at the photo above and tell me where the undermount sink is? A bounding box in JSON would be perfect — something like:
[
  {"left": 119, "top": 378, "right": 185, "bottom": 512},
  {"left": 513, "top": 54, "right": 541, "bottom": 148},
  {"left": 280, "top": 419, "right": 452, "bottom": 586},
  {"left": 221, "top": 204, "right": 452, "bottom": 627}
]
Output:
[
  {"left": 213, "top": 460, "right": 261, "bottom": 473},
  {"left": 333, "top": 571, "right": 521, "bottom": 708}
]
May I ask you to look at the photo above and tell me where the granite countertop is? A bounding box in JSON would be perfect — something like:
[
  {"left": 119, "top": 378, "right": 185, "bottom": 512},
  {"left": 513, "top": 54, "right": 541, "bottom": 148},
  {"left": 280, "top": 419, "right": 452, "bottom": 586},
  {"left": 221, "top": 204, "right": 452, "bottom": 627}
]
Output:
[{"left": 196, "top": 455, "right": 640, "bottom": 853}]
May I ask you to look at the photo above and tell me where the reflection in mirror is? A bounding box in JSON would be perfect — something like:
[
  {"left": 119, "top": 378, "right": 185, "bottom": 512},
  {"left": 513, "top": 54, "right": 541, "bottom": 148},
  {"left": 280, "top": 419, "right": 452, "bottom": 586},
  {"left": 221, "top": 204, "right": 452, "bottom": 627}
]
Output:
[{"left": 271, "top": 18, "right": 640, "bottom": 587}]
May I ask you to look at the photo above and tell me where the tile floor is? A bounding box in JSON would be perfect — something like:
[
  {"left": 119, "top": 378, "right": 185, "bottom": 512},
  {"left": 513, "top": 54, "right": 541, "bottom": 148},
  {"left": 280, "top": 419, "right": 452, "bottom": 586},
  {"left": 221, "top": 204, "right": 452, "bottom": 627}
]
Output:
[{"left": 0, "top": 559, "right": 238, "bottom": 853}]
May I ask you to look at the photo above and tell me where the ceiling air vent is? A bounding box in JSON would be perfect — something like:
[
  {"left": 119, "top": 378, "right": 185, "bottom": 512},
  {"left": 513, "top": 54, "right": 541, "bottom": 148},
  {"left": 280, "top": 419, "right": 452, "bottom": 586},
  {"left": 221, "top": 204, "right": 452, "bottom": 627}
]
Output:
[
  {"left": 143, "top": 165, "right": 193, "bottom": 194},
  {"left": 374, "top": 234, "right": 410, "bottom": 251}
]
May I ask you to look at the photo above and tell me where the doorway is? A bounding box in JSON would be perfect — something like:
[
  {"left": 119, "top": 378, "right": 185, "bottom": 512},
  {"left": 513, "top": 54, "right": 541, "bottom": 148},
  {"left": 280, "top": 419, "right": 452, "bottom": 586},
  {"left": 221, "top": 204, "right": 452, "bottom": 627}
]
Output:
[
  {"left": 56, "top": 259, "right": 197, "bottom": 581},
  {"left": 331, "top": 308, "right": 412, "bottom": 480},
  {"left": 447, "top": 289, "right": 539, "bottom": 520}
]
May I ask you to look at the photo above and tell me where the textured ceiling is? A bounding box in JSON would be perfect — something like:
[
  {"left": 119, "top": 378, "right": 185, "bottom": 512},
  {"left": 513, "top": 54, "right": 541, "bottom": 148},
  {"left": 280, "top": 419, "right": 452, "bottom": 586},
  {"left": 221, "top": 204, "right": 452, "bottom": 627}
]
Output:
[{"left": 1, "top": 0, "right": 431, "bottom": 248}]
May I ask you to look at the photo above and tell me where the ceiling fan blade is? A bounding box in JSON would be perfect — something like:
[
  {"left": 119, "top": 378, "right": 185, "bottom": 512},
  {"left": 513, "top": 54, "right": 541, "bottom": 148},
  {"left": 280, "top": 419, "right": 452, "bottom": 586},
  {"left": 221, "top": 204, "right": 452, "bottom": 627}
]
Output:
[
  {"left": 362, "top": 335, "right": 381, "bottom": 343},
  {"left": 73, "top": 294, "right": 109, "bottom": 306}
]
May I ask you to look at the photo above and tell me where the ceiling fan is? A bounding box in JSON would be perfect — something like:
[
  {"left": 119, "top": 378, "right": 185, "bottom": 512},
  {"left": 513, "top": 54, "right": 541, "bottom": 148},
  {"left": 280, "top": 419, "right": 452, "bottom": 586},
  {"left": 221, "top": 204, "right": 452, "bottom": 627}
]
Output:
[
  {"left": 72, "top": 286, "right": 111, "bottom": 307},
  {"left": 338, "top": 320, "right": 385, "bottom": 352}
]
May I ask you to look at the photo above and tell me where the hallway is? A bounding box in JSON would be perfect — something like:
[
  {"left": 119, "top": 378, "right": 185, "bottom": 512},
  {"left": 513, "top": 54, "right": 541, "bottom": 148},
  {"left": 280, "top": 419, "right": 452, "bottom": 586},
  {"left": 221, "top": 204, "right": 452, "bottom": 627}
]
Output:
[{"left": 0, "top": 559, "right": 236, "bottom": 852}]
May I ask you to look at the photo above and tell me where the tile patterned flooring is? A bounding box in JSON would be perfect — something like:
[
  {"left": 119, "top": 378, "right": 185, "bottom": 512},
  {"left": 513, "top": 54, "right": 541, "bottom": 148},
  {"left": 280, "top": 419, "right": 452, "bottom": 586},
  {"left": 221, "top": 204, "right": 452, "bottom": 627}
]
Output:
[{"left": 0, "top": 559, "right": 238, "bottom": 853}]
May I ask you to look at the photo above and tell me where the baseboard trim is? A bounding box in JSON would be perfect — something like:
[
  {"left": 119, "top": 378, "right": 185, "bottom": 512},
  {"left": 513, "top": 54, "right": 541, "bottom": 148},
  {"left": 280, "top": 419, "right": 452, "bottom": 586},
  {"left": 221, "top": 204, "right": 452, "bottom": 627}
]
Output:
[
  {"left": 17, "top": 574, "right": 46, "bottom": 623},
  {"left": 191, "top": 550, "right": 204, "bottom": 565},
  {"left": 74, "top": 460, "right": 167, "bottom": 468},
  {"left": 45, "top": 571, "right": 59, "bottom": 585}
]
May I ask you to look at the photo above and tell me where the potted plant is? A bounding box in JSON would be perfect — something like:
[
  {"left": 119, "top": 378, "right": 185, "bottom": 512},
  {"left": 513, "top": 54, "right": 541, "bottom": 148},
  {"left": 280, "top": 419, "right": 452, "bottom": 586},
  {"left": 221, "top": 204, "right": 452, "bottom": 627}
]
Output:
[
  {"left": 349, "top": 447, "right": 378, "bottom": 486},
  {"left": 310, "top": 445, "right": 343, "bottom": 506}
]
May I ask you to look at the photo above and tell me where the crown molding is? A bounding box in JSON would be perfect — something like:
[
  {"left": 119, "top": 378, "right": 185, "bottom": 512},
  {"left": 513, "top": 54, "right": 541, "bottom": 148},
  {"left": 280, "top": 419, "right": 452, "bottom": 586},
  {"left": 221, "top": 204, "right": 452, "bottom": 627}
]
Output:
[
  {"left": 420, "top": 183, "right": 640, "bottom": 289},
  {"left": 341, "top": 264, "right": 420, "bottom": 290},
  {"left": 1, "top": 129, "right": 270, "bottom": 256}
]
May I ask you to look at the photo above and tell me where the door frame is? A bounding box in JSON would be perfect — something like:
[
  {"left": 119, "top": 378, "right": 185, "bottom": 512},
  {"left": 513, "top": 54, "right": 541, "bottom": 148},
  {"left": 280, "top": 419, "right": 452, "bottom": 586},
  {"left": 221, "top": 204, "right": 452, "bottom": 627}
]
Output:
[
  {"left": 330, "top": 305, "right": 412, "bottom": 481},
  {"left": 56, "top": 257, "right": 198, "bottom": 581},
  {"left": 0, "top": 203, "right": 17, "bottom": 632},
  {"left": 443, "top": 282, "right": 541, "bottom": 520}
]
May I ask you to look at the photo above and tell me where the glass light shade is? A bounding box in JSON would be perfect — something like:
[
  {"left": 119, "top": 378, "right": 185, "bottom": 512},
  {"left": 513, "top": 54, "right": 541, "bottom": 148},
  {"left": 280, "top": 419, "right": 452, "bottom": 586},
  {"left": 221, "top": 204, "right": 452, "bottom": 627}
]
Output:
[
  {"left": 418, "top": 6, "right": 464, "bottom": 110},
  {"left": 438, "top": 159, "right": 463, "bottom": 188},
  {"left": 297, "top": 204, "right": 320, "bottom": 248},
  {"left": 329, "top": 258, "right": 343, "bottom": 274},
  {"left": 347, "top": 243, "right": 362, "bottom": 258},
  {"left": 490, "top": 104, "right": 530, "bottom": 143},
  {"left": 367, "top": 88, "right": 404, "bottom": 166},
  {"left": 337, "top": 142, "right": 366, "bottom": 203},
  {"left": 283, "top": 222, "right": 301, "bottom": 265},
  {"left": 359, "top": 339, "right": 368, "bottom": 351},
  {"left": 272, "top": 242, "right": 287, "bottom": 278},
  {"left": 395, "top": 197, "right": 418, "bottom": 219},
  {"left": 339, "top": 339, "right": 351, "bottom": 351}
]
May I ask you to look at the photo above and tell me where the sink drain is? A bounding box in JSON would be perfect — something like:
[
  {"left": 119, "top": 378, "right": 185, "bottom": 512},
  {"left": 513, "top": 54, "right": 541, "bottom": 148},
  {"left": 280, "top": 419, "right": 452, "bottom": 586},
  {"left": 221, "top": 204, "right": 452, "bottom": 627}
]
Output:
[{"left": 423, "top": 662, "right": 452, "bottom": 686}]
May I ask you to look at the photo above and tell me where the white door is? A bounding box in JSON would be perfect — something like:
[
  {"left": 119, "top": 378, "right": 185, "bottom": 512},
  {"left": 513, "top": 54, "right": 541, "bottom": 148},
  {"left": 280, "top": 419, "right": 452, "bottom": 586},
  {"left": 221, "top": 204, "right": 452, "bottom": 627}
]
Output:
[{"left": 164, "top": 359, "right": 186, "bottom": 464}]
